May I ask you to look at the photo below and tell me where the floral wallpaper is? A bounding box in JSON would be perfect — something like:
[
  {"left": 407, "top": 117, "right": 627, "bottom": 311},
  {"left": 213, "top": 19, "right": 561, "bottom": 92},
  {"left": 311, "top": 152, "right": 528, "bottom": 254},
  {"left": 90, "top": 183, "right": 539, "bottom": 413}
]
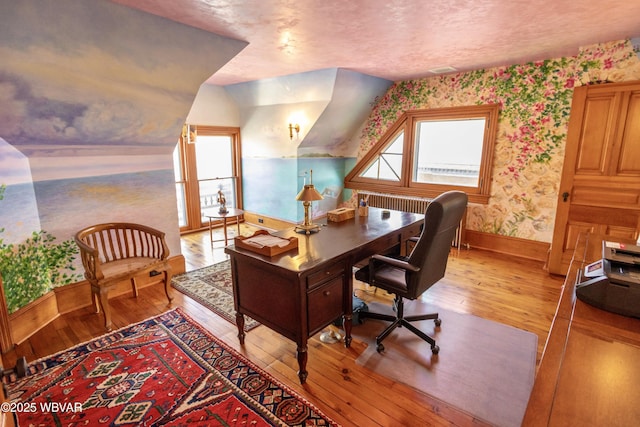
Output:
[{"left": 356, "top": 39, "right": 640, "bottom": 243}]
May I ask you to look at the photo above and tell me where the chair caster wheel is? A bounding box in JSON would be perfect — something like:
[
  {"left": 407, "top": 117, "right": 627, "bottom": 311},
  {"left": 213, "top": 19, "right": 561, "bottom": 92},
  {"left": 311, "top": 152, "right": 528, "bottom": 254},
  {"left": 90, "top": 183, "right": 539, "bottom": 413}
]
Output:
[
  {"left": 431, "top": 344, "right": 440, "bottom": 355},
  {"left": 434, "top": 318, "right": 442, "bottom": 327},
  {"left": 376, "top": 343, "right": 385, "bottom": 353}
]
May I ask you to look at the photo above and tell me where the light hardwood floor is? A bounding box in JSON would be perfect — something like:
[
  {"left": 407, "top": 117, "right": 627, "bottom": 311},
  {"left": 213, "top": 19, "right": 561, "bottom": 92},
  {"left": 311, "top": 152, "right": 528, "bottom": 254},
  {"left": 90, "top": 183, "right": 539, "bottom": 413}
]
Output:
[{"left": 3, "top": 223, "right": 565, "bottom": 426}]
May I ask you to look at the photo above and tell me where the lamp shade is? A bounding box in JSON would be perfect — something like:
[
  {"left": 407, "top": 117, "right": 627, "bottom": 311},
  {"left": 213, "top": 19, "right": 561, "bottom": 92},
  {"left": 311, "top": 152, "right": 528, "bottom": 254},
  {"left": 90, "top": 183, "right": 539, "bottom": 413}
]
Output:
[{"left": 296, "top": 184, "right": 323, "bottom": 202}]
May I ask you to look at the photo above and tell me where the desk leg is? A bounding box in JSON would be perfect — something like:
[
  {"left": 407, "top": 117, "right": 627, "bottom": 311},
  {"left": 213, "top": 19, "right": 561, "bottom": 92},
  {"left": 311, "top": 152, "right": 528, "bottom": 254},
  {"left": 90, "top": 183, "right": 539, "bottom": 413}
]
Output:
[
  {"left": 297, "top": 343, "right": 308, "bottom": 384},
  {"left": 235, "top": 313, "right": 246, "bottom": 344},
  {"left": 209, "top": 218, "right": 213, "bottom": 246},
  {"left": 343, "top": 314, "right": 352, "bottom": 348},
  {"left": 343, "top": 273, "right": 353, "bottom": 347}
]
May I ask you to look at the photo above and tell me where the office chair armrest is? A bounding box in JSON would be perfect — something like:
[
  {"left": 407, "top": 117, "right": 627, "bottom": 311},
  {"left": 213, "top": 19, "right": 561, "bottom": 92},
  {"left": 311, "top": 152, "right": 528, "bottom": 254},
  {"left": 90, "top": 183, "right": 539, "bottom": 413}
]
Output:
[{"left": 370, "top": 254, "right": 420, "bottom": 273}]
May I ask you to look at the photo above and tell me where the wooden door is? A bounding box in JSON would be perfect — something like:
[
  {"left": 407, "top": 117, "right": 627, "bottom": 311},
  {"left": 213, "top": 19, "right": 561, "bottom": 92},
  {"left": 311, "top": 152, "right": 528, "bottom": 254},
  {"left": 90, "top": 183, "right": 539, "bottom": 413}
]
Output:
[{"left": 549, "top": 81, "right": 640, "bottom": 275}]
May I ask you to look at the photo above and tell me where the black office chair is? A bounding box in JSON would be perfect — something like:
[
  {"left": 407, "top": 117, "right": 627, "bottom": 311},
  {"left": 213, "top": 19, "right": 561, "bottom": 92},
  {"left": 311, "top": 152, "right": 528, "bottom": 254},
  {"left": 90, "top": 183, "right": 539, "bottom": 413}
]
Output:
[{"left": 355, "top": 191, "right": 468, "bottom": 354}]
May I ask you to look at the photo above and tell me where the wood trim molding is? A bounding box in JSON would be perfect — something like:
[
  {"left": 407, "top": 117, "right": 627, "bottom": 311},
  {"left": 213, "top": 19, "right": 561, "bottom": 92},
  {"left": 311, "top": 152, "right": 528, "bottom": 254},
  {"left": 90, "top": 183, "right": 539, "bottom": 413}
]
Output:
[
  {"left": 242, "top": 211, "right": 295, "bottom": 232},
  {"left": 5, "top": 255, "right": 185, "bottom": 346},
  {"left": 55, "top": 255, "right": 185, "bottom": 314},
  {"left": 0, "top": 275, "right": 13, "bottom": 353},
  {"left": 9, "top": 291, "right": 58, "bottom": 345},
  {"left": 465, "top": 230, "right": 551, "bottom": 264},
  {"left": 1, "top": 229, "right": 550, "bottom": 348}
]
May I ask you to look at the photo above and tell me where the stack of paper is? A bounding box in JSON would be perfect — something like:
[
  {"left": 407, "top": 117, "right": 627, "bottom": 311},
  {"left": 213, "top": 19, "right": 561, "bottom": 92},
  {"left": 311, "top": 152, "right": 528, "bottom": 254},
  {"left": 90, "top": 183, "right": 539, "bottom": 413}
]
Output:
[{"left": 243, "top": 234, "right": 290, "bottom": 248}]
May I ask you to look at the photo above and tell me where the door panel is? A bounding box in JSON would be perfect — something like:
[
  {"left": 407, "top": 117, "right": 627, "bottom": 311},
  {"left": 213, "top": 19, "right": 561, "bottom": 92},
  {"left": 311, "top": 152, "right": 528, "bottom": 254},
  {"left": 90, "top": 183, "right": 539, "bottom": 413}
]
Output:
[
  {"left": 571, "top": 184, "right": 640, "bottom": 208},
  {"left": 549, "top": 81, "right": 640, "bottom": 275},
  {"left": 574, "top": 94, "right": 617, "bottom": 174},
  {"left": 617, "top": 92, "right": 640, "bottom": 174}
]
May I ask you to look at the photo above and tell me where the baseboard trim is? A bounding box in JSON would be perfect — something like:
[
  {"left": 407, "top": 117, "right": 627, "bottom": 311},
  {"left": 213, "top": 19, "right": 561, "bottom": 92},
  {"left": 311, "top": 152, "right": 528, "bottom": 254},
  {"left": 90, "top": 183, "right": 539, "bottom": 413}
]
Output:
[
  {"left": 55, "top": 255, "right": 185, "bottom": 314},
  {"left": 242, "top": 211, "right": 295, "bottom": 231},
  {"left": 465, "top": 230, "right": 550, "bottom": 263},
  {"left": 5, "top": 255, "right": 185, "bottom": 347},
  {"left": 9, "top": 291, "right": 59, "bottom": 346},
  {"left": 241, "top": 216, "right": 552, "bottom": 263},
  {"left": 4, "top": 231, "right": 549, "bottom": 348}
]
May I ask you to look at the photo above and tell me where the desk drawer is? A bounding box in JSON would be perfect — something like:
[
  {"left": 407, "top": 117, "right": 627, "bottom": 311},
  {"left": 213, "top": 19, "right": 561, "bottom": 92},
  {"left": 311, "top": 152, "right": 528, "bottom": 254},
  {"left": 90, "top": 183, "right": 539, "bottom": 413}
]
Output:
[
  {"left": 308, "top": 276, "right": 344, "bottom": 335},
  {"left": 307, "top": 262, "right": 345, "bottom": 289},
  {"left": 358, "top": 234, "right": 399, "bottom": 260}
]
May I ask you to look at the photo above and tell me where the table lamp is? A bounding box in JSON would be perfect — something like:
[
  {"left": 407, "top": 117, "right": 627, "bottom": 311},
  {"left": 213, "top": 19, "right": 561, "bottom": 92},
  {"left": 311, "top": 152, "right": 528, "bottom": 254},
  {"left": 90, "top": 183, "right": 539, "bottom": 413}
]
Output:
[{"left": 294, "top": 170, "right": 324, "bottom": 234}]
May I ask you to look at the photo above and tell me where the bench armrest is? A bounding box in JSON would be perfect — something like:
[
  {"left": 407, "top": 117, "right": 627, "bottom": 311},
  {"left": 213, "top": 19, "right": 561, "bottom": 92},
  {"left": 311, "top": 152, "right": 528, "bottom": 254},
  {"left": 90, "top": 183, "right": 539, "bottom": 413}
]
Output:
[{"left": 74, "top": 236, "right": 104, "bottom": 281}]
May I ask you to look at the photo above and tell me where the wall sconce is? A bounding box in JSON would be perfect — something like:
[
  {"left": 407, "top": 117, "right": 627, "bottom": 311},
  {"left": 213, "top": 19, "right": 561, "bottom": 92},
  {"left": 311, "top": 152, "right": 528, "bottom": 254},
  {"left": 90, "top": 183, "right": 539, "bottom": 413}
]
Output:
[
  {"left": 182, "top": 124, "right": 197, "bottom": 144},
  {"left": 289, "top": 123, "right": 300, "bottom": 140}
]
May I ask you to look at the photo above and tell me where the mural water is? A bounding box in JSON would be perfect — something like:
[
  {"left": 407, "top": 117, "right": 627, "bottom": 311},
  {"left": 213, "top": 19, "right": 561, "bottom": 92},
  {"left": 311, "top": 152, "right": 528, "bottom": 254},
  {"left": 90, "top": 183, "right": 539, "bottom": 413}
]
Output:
[
  {"left": 1, "top": 169, "right": 180, "bottom": 256},
  {"left": 242, "top": 157, "right": 355, "bottom": 223}
]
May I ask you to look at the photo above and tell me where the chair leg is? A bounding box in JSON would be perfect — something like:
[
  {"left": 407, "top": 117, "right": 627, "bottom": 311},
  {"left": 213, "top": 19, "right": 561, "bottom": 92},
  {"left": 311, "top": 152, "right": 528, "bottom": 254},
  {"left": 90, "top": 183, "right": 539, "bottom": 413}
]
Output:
[
  {"left": 375, "top": 319, "right": 403, "bottom": 345},
  {"left": 405, "top": 312, "right": 440, "bottom": 323},
  {"left": 358, "top": 311, "right": 395, "bottom": 322},
  {"left": 131, "top": 277, "right": 139, "bottom": 298},
  {"left": 366, "top": 295, "right": 440, "bottom": 354},
  {"left": 163, "top": 268, "right": 174, "bottom": 303},
  {"left": 91, "top": 287, "right": 100, "bottom": 314},
  {"left": 402, "top": 319, "right": 439, "bottom": 354},
  {"left": 95, "top": 288, "right": 112, "bottom": 331}
]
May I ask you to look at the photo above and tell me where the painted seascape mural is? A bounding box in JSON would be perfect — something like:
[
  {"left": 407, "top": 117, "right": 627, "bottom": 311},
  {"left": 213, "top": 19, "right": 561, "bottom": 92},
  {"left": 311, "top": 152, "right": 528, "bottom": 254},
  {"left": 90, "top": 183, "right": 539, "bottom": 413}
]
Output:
[
  {"left": 0, "top": 0, "right": 246, "bottom": 311},
  {"left": 1, "top": 2, "right": 638, "bottom": 316},
  {"left": 226, "top": 68, "right": 390, "bottom": 222}
]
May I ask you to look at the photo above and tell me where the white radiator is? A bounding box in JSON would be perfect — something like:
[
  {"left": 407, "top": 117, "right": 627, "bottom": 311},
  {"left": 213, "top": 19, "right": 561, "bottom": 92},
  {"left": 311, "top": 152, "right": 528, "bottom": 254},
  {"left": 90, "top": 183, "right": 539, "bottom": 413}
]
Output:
[{"left": 357, "top": 191, "right": 464, "bottom": 249}]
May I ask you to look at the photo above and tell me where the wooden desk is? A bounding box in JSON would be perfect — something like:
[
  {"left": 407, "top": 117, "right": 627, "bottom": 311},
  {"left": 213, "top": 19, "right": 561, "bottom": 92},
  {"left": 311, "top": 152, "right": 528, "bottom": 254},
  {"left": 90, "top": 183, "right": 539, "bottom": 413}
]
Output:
[
  {"left": 224, "top": 208, "right": 423, "bottom": 383},
  {"left": 523, "top": 233, "right": 640, "bottom": 426},
  {"left": 203, "top": 208, "right": 244, "bottom": 246}
]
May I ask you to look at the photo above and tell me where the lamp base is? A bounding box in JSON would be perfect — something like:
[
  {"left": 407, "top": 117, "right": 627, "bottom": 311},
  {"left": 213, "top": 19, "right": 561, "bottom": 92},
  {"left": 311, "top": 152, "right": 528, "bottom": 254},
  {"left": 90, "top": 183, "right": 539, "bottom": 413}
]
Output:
[
  {"left": 294, "top": 223, "right": 321, "bottom": 235},
  {"left": 319, "top": 329, "right": 343, "bottom": 344}
]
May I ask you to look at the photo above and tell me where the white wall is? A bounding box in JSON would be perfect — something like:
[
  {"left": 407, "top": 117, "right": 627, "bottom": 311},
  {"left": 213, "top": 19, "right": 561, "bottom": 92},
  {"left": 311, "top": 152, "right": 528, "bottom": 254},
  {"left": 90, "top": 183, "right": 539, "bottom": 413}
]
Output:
[{"left": 186, "top": 84, "right": 240, "bottom": 126}]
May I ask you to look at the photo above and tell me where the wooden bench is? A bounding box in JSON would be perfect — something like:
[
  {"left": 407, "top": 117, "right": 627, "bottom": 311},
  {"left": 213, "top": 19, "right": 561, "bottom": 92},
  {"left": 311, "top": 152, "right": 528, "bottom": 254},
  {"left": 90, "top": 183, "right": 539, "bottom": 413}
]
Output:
[{"left": 74, "top": 223, "right": 173, "bottom": 330}]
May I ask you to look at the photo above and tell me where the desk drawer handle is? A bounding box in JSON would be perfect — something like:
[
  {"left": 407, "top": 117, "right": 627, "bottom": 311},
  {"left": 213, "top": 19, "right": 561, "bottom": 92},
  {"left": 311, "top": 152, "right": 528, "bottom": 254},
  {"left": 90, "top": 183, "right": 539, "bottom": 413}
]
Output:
[{"left": 323, "top": 290, "right": 331, "bottom": 296}]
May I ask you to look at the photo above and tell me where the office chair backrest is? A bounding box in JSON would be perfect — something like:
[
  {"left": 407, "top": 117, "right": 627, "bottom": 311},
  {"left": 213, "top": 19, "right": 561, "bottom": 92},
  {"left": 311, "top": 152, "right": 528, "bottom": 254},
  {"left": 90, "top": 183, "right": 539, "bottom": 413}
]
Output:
[{"left": 406, "top": 191, "right": 468, "bottom": 298}]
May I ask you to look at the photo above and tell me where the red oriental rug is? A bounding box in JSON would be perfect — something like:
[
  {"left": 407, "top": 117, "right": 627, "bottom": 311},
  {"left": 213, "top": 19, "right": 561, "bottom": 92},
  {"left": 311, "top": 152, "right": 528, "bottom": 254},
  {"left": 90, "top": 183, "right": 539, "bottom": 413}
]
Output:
[{"left": 5, "top": 309, "right": 338, "bottom": 426}]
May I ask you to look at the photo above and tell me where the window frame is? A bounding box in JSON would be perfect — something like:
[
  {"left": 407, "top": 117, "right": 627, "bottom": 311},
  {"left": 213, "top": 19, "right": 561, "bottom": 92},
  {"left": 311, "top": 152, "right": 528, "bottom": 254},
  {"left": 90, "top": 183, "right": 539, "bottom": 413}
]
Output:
[
  {"left": 345, "top": 104, "right": 499, "bottom": 204},
  {"left": 174, "top": 125, "right": 243, "bottom": 233}
]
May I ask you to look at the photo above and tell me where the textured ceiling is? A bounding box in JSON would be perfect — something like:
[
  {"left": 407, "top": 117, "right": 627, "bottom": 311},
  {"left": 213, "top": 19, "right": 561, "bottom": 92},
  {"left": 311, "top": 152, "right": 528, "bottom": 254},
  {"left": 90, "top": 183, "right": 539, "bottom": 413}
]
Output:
[{"left": 111, "top": 0, "right": 640, "bottom": 86}]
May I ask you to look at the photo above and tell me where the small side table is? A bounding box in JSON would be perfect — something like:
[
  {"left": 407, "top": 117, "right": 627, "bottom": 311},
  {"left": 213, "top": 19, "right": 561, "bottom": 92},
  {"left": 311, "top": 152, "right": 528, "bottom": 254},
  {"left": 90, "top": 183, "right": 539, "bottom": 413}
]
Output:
[{"left": 203, "top": 208, "right": 244, "bottom": 246}]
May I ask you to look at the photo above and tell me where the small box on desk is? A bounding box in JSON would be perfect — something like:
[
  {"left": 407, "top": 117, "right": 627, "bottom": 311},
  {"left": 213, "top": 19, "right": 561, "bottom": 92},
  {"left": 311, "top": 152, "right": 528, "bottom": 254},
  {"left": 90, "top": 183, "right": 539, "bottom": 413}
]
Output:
[{"left": 327, "top": 208, "right": 355, "bottom": 222}]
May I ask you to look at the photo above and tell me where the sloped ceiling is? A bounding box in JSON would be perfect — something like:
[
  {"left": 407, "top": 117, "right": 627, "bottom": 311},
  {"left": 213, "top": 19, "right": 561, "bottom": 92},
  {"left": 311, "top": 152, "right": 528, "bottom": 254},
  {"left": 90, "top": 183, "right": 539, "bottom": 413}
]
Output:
[
  {"left": 0, "top": 0, "right": 247, "bottom": 158},
  {"left": 225, "top": 69, "right": 390, "bottom": 155},
  {"left": 112, "top": 0, "right": 640, "bottom": 85}
]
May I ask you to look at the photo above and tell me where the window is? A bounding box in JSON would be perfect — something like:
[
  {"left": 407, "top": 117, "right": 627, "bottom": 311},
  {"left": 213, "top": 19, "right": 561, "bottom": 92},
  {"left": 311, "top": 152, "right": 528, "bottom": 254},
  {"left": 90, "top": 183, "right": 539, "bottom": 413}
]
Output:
[
  {"left": 361, "top": 130, "right": 404, "bottom": 181},
  {"left": 173, "top": 126, "right": 242, "bottom": 232},
  {"left": 413, "top": 117, "right": 485, "bottom": 187},
  {"left": 345, "top": 105, "right": 499, "bottom": 204}
]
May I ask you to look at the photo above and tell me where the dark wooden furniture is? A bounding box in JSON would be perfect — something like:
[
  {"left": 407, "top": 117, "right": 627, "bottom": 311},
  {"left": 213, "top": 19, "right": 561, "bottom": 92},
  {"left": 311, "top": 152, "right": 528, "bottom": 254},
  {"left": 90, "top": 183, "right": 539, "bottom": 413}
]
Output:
[
  {"left": 75, "top": 223, "right": 173, "bottom": 331},
  {"left": 224, "top": 207, "right": 423, "bottom": 383},
  {"left": 355, "top": 191, "right": 468, "bottom": 354},
  {"left": 203, "top": 208, "right": 244, "bottom": 246},
  {"left": 523, "top": 232, "right": 640, "bottom": 426}
]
